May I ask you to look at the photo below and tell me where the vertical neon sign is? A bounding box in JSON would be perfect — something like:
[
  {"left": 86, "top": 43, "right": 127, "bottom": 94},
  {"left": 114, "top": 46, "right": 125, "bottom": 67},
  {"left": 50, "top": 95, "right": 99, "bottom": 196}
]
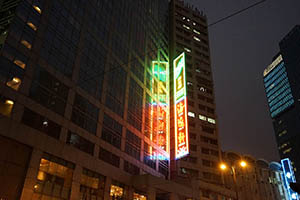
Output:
[
  {"left": 281, "top": 158, "right": 299, "bottom": 200},
  {"left": 174, "top": 52, "right": 189, "bottom": 159}
]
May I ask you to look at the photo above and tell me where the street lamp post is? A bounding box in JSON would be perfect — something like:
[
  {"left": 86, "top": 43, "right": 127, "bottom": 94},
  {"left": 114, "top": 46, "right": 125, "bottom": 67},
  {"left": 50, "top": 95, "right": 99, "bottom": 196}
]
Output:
[{"left": 220, "top": 160, "right": 248, "bottom": 200}]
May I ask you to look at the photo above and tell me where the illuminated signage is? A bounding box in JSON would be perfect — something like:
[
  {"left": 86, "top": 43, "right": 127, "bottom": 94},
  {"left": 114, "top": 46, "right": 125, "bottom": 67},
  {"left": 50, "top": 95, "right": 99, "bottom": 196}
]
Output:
[
  {"left": 263, "top": 54, "right": 283, "bottom": 77},
  {"left": 281, "top": 158, "right": 299, "bottom": 200},
  {"left": 174, "top": 53, "right": 189, "bottom": 159},
  {"left": 151, "top": 61, "right": 170, "bottom": 159}
]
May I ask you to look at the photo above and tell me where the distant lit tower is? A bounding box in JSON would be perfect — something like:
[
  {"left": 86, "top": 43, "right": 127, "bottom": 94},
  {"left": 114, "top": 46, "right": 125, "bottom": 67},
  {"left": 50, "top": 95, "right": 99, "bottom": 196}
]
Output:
[
  {"left": 263, "top": 25, "right": 300, "bottom": 181},
  {"left": 169, "top": 0, "right": 222, "bottom": 184}
]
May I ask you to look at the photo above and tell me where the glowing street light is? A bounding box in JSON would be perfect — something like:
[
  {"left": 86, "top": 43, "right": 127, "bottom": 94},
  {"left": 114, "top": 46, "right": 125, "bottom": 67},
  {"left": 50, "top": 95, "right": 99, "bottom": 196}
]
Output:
[
  {"left": 240, "top": 160, "right": 247, "bottom": 168},
  {"left": 220, "top": 163, "right": 227, "bottom": 170}
]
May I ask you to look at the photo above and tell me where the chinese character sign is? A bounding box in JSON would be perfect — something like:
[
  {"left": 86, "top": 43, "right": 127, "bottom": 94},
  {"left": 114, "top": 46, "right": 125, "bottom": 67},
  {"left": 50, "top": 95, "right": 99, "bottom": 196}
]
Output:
[{"left": 174, "top": 53, "right": 189, "bottom": 159}]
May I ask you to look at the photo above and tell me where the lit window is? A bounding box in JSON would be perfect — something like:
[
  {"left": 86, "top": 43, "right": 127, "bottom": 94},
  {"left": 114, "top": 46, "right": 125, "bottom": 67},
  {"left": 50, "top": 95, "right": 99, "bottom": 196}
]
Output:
[
  {"left": 193, "top": 22, "right": 196, "bottom": 26},
  {"left": 207, "top": 118, "right": 216, "bottom": 124},
  {"left": 182, "top": 17, "right": 186, "bottom": 20},
  {"left": 184, "top": 48, "right": 191, "bottom": 53},
  {"left": 195, "top": 69, "right": 201, "bottom": 73},
  {"left": 0, "top": 98, "right": 14, "bottom": 117},
  {"left": 14, "top": 60, "right": 26, "bottom": 69},
  {"left": 199, "top": 87, "right": 206, "bottom": 92},
  {"left": 187, "top": 81, "right": 193, "bottom": 86},
  {"left": 21, "top": 40, "right": 32, "bottom": 49},
  {"left": 283, "top": 148, "right": 292, "bottom": 154},
  {"left": 193, "top": 29, "right": 201, "bottom": 35},
  {"left": 193, "top": 36, "right": 201, "bottom": 42},
  {"left": 188, "top": 112, "right": 195, "bottom": 118},
  {"left": 6, "top": 77, "right": 21, "bottom": 90},
  {"left": 27, "top": 22, "right": 37, "bottom": 31},
  {"left": 134, "top": 193, "right": 147, "bottom": 200},
  {"left": 183, "top": 24, "right": 190, "bottom": 30},
  {"left": 278, "top": 130, "right": 287, "bottom": 137},
  {"left": 199, "top": 115, "right": 207, "bottom": 121},
  {"left": 187, "top": 19, "right": 190, "bottom": 22},
  {"left": 33, "top": 5, "right": 42, "bottom": 14},
  {"left": 110, "top": 184, "right": 124, "bottom": 199}
]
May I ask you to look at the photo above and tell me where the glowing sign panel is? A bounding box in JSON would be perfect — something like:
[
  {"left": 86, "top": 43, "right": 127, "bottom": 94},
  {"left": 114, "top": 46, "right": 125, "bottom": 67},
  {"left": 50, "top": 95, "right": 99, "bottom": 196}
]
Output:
[
  {"left": 281, "top": 158, "right": 299, "bottom": 200},
  {"left": 174, "top": 53, "right": 189, "bottom": 159}
]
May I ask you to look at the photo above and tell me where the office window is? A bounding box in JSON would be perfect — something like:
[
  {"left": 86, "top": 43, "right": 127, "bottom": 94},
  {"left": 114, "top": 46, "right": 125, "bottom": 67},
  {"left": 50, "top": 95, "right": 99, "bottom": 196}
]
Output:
[
  {"left": 0, "top": 97, "right": 14, "bottom": 117},
  {"left": 202, "top": 126, "right": 214, "bottom": 134},
  {"left": 127, "top": 79, "right": 143, "bottom": 131},
  {"left": 66, "top": 131, "right": 95, "bottom": 155},
  {"left": 124, "top": 160, "right": 140, "bottom": 175},
  {"left": 110, "top": 181, "right": 124, "bottom": 200},
  {"left": 30, "top": 66, "right": 69, "bottom": 116},
  {"left": 71, "top": 94, "right": 99, "bottom": 135},
  {"left": 125, "top": 130, "right": 141, "bottom": 161},
  {"left": 159, "top": 159, "right": 169, "bottom": 177},
  {"left": 99, "top": 147, "right": 120, "bottom": 168},
  {"left": 207, "top": 118, "right": 216, "bottom": 124},
  {"left": 131, "top": 57, "right": 144, "bottom": 82},
  {"left": 80, "top": 168, "right": 105, "bottom": 200},
  {"left": 101, "top": 114, "right": 122, "bottom": 149},
  {"left": 188, "top": 111, "right": 195, "bottom": 118},
  {"left": 33, "top": 154, "right": 75, "bottom": 199},
  {"left": 22, "top": 108, "right": 61, "bottom": 139},
  {"left": 144, "top": 143, "right": 156, "bottom": 169},
  {"left": 105, "top": 61, "right": 127, "bottom": 117},
  {"left": 190, "top": 144, "right": 197, "bottom": 152}
]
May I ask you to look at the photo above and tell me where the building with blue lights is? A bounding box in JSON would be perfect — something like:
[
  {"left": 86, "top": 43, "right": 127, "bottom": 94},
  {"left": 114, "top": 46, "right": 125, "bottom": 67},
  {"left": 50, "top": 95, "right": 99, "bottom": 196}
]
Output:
[{"left": 263, "top": 25, "right": 300, "bottom": 182}]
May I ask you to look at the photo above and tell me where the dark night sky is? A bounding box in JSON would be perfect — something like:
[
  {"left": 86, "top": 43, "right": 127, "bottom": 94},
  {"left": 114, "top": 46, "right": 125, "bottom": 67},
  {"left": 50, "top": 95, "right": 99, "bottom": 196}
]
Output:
[{"left": 186, "top": 0, "right": 300, "bottom": 161}]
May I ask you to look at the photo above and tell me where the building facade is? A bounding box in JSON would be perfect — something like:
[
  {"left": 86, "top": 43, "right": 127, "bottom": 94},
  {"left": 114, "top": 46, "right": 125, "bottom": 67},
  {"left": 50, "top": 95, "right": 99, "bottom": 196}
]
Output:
[
  {"left": 222, "top": 152, "right": 289, "bottom": 200},
  {"left": 263, "top": 25, "right": 300, "bottom": 182},
  {"left": 169, "top": 0, "right": 221, "bottom": 185},
  {"left": 0, "top": 0, "right": 236, "bottom": 199}
]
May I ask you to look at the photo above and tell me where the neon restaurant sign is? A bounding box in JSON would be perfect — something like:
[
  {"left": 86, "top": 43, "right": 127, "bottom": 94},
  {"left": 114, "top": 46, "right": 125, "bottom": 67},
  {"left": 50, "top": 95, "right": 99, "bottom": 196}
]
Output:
[{"left": 174, "top": 52, "right": 189, "bottom": 159}]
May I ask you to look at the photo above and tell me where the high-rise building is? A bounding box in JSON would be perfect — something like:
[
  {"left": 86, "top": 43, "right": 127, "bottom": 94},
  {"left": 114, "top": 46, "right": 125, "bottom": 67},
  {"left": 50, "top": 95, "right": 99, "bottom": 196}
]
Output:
[
  {"left": 0, "top": 0, "right": 236, "bottom": 199},
  {"left": 169, "top": 0, "right": 221, "bottom": 184},
  {"left": 263, "top": 25, "right": 300, "bottom": 182}
]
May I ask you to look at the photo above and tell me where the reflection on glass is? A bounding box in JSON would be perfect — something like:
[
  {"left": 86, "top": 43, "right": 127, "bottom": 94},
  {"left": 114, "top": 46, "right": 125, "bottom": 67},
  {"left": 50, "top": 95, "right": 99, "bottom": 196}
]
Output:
[
  {"left": 14, "top": 59, "right": 26, "bottom": 69},
  {"left": 27, "top": 22, "right": 37, "bottom": 31},
  {"left": 21, "top": 40, "right": 32, "bottom": 49}
]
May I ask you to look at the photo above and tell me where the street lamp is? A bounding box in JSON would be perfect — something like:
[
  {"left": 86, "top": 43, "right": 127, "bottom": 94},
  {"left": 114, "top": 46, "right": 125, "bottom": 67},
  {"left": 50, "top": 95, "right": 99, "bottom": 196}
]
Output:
[{"left": 219, "top": 160, "right": 248, "bottom": 200}]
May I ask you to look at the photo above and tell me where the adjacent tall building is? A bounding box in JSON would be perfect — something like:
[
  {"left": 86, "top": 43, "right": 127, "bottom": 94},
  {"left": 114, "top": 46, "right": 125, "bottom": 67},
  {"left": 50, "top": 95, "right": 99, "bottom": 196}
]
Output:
[
  {"left": 263, "top": 25, "right": 300, "bottom": 182},
  {"left": 169, "top": 0, "right": 222, "bottom": 184},
  {"left": 0, "top": 0, "right": 233, "bottom": 199}
]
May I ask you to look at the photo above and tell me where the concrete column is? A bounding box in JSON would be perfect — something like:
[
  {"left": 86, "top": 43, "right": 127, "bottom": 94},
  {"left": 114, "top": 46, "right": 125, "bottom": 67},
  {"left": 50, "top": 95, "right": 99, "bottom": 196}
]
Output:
[
  {"left": 70, "top": 165, "right": 82, "bottom": 200},
  {"left": 147, "top": 187, "right": 156, "bottom": 200},
  {"left": 20, "top": 149, "right": 43, "bottom": 200},
  {"left": 104, "top": 176, "right": 112, "bottom": 200}
]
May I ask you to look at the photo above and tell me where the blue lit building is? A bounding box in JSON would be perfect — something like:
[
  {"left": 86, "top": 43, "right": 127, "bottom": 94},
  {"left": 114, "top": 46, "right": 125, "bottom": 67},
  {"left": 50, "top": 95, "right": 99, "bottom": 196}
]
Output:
[
  {"left": 263, "top": 25, "right": 300, "bottom": 182},
  {"left": 281, "top": 158, "right": 299, "bottom": 200}
]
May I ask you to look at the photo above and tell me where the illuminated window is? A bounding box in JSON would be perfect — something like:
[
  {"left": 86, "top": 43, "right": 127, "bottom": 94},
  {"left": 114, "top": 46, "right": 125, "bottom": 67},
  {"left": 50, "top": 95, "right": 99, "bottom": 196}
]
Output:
[
  {"left": 199, "top": 115, "right": 207, "bottom": 121},
  {"left": 207, "top": 118, "right": 216, "bottom": 124},
  {"left": 33, "top": 5, "right": 42, "bottom": 14},
  {"left": 183, "top": 24, "right": 190, "bottom": 30},
  {"left": 193, "top": 29, "right": 201, "bottom": 35},
  {"left": 27, "top": 22, "right": 37, "bottom": 31},
  {"left": 6, "top": 77, "right": 21, "bottom": 90},
  {"left": 283, "top": 148, "right": 292, "bottom": 154},
  {"left": 33, "top": 155, "right": 74, "bottom": 199},
  {"left": 0, "top": 98, "right": 14, "bottom": 116},
  {"left": 134, "top": 192, "right": 147, "bottom": 200},
  {"left": 21, "top": 40, "right": 32, "bottom": 49},
  {"left": 187, "top": 82, "right": 193, "bottom": 87},
  {"left": 188, "top": 111, "right": 195, "bottom": 118},
  {"left": 110, "top": 184, "right": 124, "bottom": 200},
  {"left": 193, "top": 36, "right": 201, "bottom": 42},
  {"left": 278, "top": 130, "right": 287, "bottom": 137},
  {"left": 187, "top": 19, "right": 190, "bottom": 22},
  {"left": 199, "top": 87, "right": 206, "bottom": 92},
  {"left": 184, "top": 47, "right": 191, "bottom": 53},
  {"left": 14, "top": 59, "right": 26, "bottom": 69}
]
